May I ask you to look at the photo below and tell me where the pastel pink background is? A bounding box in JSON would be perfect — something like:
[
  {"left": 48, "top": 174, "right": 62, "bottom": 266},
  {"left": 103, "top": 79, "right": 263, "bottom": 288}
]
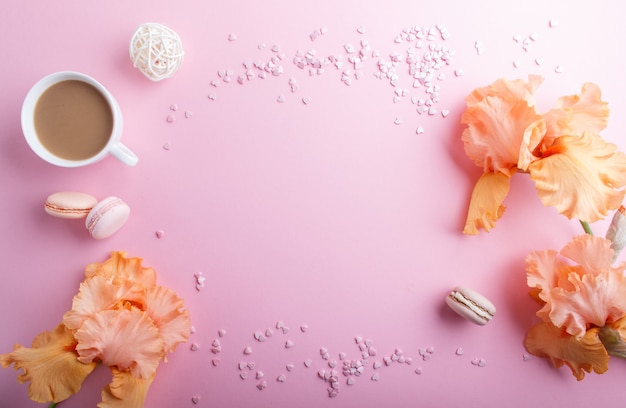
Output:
[{"left": 2, "top": 0, "right": 625, "bottom": 407}]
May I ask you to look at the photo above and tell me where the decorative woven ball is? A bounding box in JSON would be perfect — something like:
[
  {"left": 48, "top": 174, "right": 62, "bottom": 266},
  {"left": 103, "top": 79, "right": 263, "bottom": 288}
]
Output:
[{"left": 129, "top": 23, "right": 184, "bottom": 81}]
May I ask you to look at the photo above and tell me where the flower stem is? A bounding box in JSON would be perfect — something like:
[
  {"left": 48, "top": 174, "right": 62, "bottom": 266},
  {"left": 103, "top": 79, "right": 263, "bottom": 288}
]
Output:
[
  {"left": 48, "top": 403, "right": 58, "bottom": 408},
  {"left": 580, "top": 220, "right": 594, "bottom": 235}
]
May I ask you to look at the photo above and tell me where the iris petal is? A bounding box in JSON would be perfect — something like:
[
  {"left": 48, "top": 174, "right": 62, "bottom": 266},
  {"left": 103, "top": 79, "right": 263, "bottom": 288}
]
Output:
[
  {"left": 529, "top": 132, "right": 626, "bottom": 222},
  {"left": 463, "top": 172, "right": 510, "bottom": 235},
  {"left": 525, "top": 321, "right": 609, "bottom": 380},
  {"left": 0, "top": 324, "right": 96, "bottom": 403}
]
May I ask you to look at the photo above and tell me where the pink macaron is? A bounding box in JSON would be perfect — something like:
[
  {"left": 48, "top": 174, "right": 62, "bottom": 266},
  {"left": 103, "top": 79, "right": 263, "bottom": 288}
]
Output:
[
  {"left": 445, "top": 286, "right": 496, "bottom": 325},
  {"left": 85, "top": 196, "right": 130, "bottom": 239},
  {"left": 45, "top": 192, "right": 98, "bottom": 219}
]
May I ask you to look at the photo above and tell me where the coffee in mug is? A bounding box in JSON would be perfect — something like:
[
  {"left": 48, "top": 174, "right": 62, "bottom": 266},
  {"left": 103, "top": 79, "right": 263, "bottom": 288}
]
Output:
[{"left": 22, "top": 71, "right": 138, "bottom": 167}]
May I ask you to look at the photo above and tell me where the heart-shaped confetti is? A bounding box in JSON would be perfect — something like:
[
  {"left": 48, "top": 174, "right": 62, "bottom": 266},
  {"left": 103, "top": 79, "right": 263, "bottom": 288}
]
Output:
[{"left": 191, "top": 396, "right": 200, "bottom": 404}]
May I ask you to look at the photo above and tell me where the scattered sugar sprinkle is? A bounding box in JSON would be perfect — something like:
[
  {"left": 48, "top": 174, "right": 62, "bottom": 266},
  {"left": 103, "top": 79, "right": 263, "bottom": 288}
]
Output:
[
  {"left": 455, "top": 347, "right": 464, "bottom": 356},
  {"left": 243, "top": 346, "right": 252, "bottom": 355},
  {"left": 228, "top": 33, "right": 238, "bottom": 41},
  {"left": 471, "top": 358, "right": 487, "bottom": 367},
  {"left": 218, "top": 329, "right": 227, "bottom": 337},
  {"left": 277, "top": 374, "right": 287, "bottom": 383},
  {"left": 169, "top": 103, "right": 178, "bottom": 111},
  {"left": 191, "top": 395, "right": 200, "bottom": 405},
  {"left": 211, "top": 358, "right": 221, "bottom": 366},
  {"left": 285, "top": 340, "right": 294, "bottom": 349},
  {"left": 166, "top": 114, "right": 175, "bottom": 123},
  {"left": 155, "top": 230, "right": 165, "bottom": 238},
  {"left": 162, "top": 142, "right": 171, "bottom": 151},
  {"left": 523, "top": 354, "right": 531, "bottom": 362},
  {"left": 257, "top": 380, "right": 268, "bottom": 391},
  {"left": 194, "top": 272, "right": 205, "bottom": 291},
  {"left": 190, "top": 343, "right": 199, "bottom": 351}
]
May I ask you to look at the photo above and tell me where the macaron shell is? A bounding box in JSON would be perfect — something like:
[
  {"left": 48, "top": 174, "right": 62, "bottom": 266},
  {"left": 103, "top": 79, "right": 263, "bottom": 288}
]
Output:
[
  {"left": 44, "top": 192, "right": 98, "bottom": 219},
  {"left": 85, "top": 196, "right": 130, "bottom": 239},
  {"left": 445, "top": 286, "right": 496, "bottom": 325}
]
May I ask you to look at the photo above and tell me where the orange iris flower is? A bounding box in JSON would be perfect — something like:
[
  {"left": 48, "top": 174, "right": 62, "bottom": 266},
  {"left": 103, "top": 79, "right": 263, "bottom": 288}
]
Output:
[
  {"left": 524, "top": 235, "right": 626, "bottom": 379},
  {"left": 461, "top": 77, "right": 626, "bottom": 234},
  {"left": 0, "top": 252, "right": 191, "bottom": 406}
]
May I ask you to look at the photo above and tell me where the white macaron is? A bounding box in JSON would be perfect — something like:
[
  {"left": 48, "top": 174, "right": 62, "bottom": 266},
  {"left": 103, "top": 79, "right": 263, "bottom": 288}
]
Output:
[
  {"left": 445, "top": 286, "right": 496, "bottom": 325},
  {"left": 85, "top": 196, "right": 130, "bottom": 239}
]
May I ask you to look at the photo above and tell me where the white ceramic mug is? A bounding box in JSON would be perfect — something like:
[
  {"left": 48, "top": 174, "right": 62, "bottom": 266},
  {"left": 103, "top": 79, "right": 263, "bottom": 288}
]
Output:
[{"left": 21, "top": 71, "right": 138, "bottom": 167}]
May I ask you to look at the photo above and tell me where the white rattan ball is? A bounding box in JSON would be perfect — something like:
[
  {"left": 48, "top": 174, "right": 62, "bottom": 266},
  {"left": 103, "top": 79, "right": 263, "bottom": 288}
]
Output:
[{"left": 129, "top": 23, "right": 184, "bottom": 81}]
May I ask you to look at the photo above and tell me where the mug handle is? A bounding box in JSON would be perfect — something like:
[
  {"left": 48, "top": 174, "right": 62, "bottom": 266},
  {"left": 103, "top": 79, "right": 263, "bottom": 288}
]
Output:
[{"left": 110, "top": 142, "right": 139, "bottom": 166}]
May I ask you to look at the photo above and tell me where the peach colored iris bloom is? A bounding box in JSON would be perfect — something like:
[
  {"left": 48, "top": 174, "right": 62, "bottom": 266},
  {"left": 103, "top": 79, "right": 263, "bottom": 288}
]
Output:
[
  {"left": 524, "top": 235, "right": 626, "bottom": 379},
  {"left": 461, "top": 76, "right": 626, "bottom": 234},
  {"left": 0, "top": 252, "right": 190, "bottom": 406}
]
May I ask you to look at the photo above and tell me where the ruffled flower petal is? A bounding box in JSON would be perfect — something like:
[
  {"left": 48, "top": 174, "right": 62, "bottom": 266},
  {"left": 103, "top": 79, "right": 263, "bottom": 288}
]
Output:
[
  {"left": 525, "top": 248, "right": 569, "bottom": 302},
  {"left": 524, "top": 321, "right": 609, "bottom": 380},
  {"left": 98, "top": 367, "right": 155, "bottom": 408},
  {"left": 0, "top": 324, "right": 96, "bottom": 403},
  {"left": 462, "top": 96, "right": 541, "bottom": 175},
  {"left": 546, "top": 269, "right": 626, "bottom": 338},
  {"left": 463, "top": 171, "right": 511, "bottom": 235},
  {"left": 529, "top": 132, "right": 626, "bottom": 222},
  {"left": 144, "top": 285, "right": 191, "bottom": 355},
  {"left": 74, "top": 309, "right": 164, "bottom": 379},
  {"left": 560, "top": 234, "right": 617, "bottom": 275},
  {"left": 530, "top": 235, "right": 626, "bottom": 338},
  {"left": 465, "top": 75, "right": 543, "bottom": 107},
  {"left": 544, "top": 82, "right": 609, "bottom": 137},
  {"left": 63, "top": 274, "right": 145, "bottom": 331},
  {"left": 85, "top": 251, "right": 157, "bottom": 289}
]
